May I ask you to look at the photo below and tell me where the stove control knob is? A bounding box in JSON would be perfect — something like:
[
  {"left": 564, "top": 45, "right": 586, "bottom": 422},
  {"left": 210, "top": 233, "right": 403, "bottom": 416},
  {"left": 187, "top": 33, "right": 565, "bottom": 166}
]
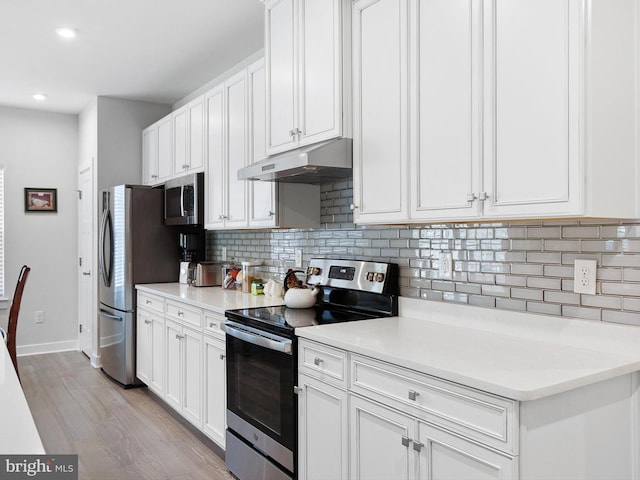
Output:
[
  {"left": 375, "top": 273, "right": 385, "bottom": 283},
  {"left": 307, "top": 267, "right": 322, "bottom": 276},
  {"left": 366, "top": 272, "right": 375, "bottom": 281}
]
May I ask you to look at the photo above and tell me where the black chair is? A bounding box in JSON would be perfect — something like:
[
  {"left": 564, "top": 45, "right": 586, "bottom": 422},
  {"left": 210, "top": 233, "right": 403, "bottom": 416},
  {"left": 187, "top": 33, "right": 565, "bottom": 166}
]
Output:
[{"left": 3, "top": 265, "right": 30, "bottom": 381}]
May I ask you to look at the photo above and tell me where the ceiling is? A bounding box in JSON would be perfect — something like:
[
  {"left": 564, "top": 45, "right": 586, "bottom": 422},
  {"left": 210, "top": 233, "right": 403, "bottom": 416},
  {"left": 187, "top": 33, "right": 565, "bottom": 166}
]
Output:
[{"left": 0, "top": 0, "right": 265, "bottom": 114}]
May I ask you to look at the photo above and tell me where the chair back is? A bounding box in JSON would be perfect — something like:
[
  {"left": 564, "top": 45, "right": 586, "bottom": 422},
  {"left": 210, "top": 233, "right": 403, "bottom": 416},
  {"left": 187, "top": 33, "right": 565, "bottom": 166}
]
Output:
[{"left": 7, "top": 265, "right": 30, "bottom": 380}]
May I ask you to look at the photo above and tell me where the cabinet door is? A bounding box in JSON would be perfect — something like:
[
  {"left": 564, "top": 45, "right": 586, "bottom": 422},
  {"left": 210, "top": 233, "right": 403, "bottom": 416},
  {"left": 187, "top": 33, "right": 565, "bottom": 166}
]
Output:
[
  {"left": 248, "top": 59, "right": 277, "bottom": 228},
  {"left": 418, "top": 421, "right": 517, "bottom": 480},
  {"left": 136, "top": 309, "right": 152, "bottom": 384},
  {"left": 482, "top": 0, "right": 581, "bottom": 218},
  {"left": 224, "top": 70, "right": 249, "bottom": 228},
  {"left": 187, "top": 96, "right": 205, "bottom": 172},
  {"left": 142, "top": 127, "right": 159, "bottom": 185},
  {"left": 265, "top": 0, "right": 298, "bottom": 154},
  {"left": 298, "top": 0, "right": 343, "bottom": 146},
  {"left": 350, "top": 394, "right": 416, "bottom": 480},
  {"left": 157, "top": 116, "right": 173, "bottom": 183},
  {"left": 165, "top": 319, "right": 183, "bottom": 411},
  {"left": 203, "top": 335, "right": 226, "bottom": 448},
  {"left": 182, "top": 326, "right": 203, "bottom": 428},
  {"left": 173, "top": 106, "right": 188, "bottom": 175},
  {"left": 205, "top": 86, "right": 226, "bottom": 229},
  {"left": 298, "top": 374, "right": 348, "bottom": 480},
  {"left": 410, "top": 0, "right": 480, "bottom": 221},
  {"left": 352, "top": 0, "right": 409, "bottom": 224},
  {"left": 149, "top": 313, "right": 165, "bottom": 395}
]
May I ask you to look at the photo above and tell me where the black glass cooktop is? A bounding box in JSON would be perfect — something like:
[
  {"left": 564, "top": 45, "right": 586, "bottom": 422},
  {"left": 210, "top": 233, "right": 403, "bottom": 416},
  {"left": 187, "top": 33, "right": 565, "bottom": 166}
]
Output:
[{"left": 225, "top": 305, "right": 385, "bottom": 338}]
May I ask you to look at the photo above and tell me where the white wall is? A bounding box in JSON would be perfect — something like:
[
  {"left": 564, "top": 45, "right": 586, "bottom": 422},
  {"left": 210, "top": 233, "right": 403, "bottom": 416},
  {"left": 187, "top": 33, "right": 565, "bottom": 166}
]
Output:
[{"left": 0, "top": 106, "right": 79, "bottom": 353}]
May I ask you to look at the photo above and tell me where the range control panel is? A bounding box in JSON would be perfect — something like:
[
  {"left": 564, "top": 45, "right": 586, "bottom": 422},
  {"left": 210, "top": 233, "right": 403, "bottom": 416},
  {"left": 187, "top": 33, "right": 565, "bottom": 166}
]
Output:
[{"left": 306, "top": 258, "right": 395, "bottom": 294}]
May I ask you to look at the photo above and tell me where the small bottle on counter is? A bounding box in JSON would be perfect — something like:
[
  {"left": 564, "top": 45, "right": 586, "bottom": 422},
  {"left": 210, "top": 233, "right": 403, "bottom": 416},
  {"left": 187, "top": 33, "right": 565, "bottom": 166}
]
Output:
[{"left": 251, "top": 279, "right": 264, "bottom": 296}]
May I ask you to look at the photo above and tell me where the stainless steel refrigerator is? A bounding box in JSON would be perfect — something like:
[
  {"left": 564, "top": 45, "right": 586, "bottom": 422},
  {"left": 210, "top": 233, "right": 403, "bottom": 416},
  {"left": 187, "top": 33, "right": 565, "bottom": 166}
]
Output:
[{"left": 99, "top": 185, "right": 178, "bottom": 386}]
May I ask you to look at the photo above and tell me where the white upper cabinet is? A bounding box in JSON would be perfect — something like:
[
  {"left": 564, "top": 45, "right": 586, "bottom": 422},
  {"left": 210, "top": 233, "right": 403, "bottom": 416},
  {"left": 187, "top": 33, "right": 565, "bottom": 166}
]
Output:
[
  {"left": 355, "top": 0, "right": 640, "bottom": 224},
  {"left": 205, "top": 72, "right": 249, "bottom": 230},
  {"left": 265, "top": 0, "right": 350, "bottom": 155},
  {"left": 352, "top": 0, "right": 409, "bottom": 224},
  {"left": 142, "top": 116, "right": 173, "bottom": 186},
  {"left": 173, "top": 95, "right": 205, "bottom": 176}
]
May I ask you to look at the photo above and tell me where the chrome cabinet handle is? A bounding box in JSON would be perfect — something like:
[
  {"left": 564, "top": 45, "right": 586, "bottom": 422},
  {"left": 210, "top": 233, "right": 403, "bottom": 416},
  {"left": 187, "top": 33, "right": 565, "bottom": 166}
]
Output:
[
  {"left": 401, "top": 436, "right": 412, "bottom": 447},
  {"left": 466, "top": 193, "right": 477, "bottom": 203},
  {"left": 313, "top": 357, "right": 324, "bottom": 366},
  {"left": 413, "top": 441, "right": 424, "bottom": 452},
  {"left": 145, "top": 299, "right": 152, "bottom": 304},
  {"left": 209, "top": 322, "right": 216, "bottom": 328},
  {"left": 82, "top": 271, "right": 91, "bottom": 276},
  {"left": 350, "top": 203, "right": 358, "bottom": 210},
  {"left": 294, "top": 386, "right": 303, "bottom": 395},
  {"left": 151, "top": 174, "right": 158, "bottom": 179},
  {"left": 408, "top": 390, "right": 420, "bottom": 401},
  {"left": 177, "top": 310, "right": 184, "bottom": 317},
  {"left": 144, "top": 319, "right": 151, "bottom": 325},
  {"left": 268, "top": 211, "right": 275, "bottom": 217},
  {"left": 175, "top": 334, "right": 184, "bottom": 340},
  {"left": 219, "top": 354, "right": 225, "bottom": 360}
]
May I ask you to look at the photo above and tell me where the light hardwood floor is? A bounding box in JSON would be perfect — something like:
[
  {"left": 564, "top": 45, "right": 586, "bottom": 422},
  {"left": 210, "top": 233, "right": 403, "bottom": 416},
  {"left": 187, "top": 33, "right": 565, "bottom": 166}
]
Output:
[{"left": 19, "top": 351, "right": 234, "bottom": 480}]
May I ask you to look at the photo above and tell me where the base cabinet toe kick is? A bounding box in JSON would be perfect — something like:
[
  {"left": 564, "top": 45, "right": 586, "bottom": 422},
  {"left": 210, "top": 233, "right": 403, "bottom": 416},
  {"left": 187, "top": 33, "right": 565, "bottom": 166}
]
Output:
[{"left": 297, "top": 338, "right": 640, "bottom": 480}]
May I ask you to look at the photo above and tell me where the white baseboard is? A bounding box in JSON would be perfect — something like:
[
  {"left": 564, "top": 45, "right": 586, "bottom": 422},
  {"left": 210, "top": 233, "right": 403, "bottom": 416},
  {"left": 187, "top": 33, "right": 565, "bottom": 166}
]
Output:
[{"left": 17, "top": 339, "right": 79, "bottom": 356}]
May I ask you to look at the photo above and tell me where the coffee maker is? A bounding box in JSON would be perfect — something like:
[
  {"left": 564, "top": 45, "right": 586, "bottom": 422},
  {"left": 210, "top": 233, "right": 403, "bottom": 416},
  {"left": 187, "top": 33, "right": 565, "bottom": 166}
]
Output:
[{"left": 178, "top": 230, "right": 205, "bottom": 284}]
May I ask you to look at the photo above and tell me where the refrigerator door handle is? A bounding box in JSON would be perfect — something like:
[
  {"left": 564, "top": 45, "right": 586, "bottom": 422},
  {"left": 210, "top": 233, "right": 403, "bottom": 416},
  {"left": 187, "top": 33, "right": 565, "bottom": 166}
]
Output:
[
  {"left": 99, "top": 309, "right": 123, "bottom": 322},
  {"left": 99, "top": 206, "right": 113, "bottom": 288}
]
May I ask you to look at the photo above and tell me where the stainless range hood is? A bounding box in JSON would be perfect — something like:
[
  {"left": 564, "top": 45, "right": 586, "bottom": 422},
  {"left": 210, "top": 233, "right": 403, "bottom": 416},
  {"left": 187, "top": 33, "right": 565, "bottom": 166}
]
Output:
[{"left": 238, "top": 138, "right": 352, "bottom": 183}]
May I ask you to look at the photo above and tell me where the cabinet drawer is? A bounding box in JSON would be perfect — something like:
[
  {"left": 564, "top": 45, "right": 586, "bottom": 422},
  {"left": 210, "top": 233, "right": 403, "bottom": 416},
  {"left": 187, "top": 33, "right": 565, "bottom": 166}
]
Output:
[
  {"left": 166, "top": 301, "right": 202, "bottom": 329},
  {"left": 204, "top": 310, "right": 225, "bottom": 340},
  {"left": 299, "top": 339, "right": 347, "bottom": 388},
  {"left": 350, "top": 354, "right": 518, "bottom": 455},
  {"left": 137, "top": 292, "right": 165, "bottom": 314}
]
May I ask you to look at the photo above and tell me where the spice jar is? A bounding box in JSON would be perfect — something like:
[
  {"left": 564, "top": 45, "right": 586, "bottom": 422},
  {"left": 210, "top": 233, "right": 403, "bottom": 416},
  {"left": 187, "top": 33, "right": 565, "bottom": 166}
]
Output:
[{"left": 241, "top": 261, "right": 261, "bottom": 293}]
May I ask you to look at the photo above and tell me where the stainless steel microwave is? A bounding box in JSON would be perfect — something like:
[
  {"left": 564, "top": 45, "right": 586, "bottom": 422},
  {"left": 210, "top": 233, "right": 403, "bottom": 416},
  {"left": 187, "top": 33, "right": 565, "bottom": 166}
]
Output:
[{"left": 164, "top": 172, "right": 204, "bottom": 226}]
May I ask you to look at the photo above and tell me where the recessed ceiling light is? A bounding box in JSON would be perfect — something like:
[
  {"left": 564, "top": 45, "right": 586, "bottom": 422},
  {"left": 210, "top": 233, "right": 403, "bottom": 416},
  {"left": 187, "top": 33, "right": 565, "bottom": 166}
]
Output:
[
  {"left": 32, "top": 93, "right": 47, "bottom": 101},
  {"left": 55, "top": 27, "right": 77, "bottom": 39}
]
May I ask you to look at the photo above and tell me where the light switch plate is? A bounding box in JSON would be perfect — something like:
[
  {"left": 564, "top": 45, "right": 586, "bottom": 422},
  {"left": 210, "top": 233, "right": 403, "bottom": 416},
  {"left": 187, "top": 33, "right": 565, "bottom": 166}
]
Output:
[
  {"left": 439, "top": 252, "right": 453, "bottom": 280},
  {"left": 574, "top": 259, "right": 597, "bottom": 295},
  {"left": 295, "top": 249, "right": 303, "bottom": 268}
]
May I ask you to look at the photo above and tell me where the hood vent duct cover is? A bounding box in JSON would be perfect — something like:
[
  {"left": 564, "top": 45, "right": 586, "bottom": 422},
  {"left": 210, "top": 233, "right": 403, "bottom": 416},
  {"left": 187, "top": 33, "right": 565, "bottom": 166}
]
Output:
[{"left": 237, "top": 138, "right": 352, "bottom": 183}]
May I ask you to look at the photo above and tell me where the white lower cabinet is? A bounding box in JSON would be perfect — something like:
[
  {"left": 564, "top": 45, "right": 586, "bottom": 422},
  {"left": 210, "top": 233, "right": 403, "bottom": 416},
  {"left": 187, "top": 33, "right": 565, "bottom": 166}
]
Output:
[
  {"left": 136, "top": 294, "right": 228, "bottom": 450},
  {"left": 298, "top": 339, "right": 516, "bottom": 480},
  {"left": 165, "top": 319, "right": 203, "bottom": 428},
  {"left": 203, "top": 310, "right": 227, "bottom": 449}
]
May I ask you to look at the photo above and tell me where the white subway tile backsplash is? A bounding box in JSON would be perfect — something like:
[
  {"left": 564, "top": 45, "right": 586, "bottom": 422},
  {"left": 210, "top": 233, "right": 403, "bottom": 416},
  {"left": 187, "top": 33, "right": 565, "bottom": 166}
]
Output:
[{"left": 207, "top": 182, "right": 640, "bottom": 327}]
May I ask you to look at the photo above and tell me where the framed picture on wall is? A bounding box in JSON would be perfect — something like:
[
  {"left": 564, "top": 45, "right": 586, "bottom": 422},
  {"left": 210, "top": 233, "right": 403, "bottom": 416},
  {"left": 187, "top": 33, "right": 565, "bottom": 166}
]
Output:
[{"left": 24, "top": 188, "right": 57, "bottom": 212}]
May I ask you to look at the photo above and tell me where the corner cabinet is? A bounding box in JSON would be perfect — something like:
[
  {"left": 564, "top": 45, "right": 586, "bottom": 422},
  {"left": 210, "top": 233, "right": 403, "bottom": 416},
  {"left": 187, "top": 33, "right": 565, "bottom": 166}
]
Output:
[
  {"left": 264, "top": 0, "right": 351, "bottom": 155},
  {"left": 352, "top": 0, "right": 640, "bottom": 224}
]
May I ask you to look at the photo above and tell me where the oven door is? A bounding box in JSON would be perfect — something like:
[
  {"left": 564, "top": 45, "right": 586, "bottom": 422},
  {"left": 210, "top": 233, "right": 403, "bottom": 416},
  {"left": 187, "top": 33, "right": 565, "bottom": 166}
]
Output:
[{"left": 223, "top": 321, "right": 296, "bottom": 473}]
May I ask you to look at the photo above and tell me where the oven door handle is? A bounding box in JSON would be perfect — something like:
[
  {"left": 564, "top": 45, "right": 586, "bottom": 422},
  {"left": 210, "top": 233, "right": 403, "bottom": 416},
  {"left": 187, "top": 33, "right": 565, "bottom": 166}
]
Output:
[{"left": 222, "top": 322, "right": 293, "bottom": 355}]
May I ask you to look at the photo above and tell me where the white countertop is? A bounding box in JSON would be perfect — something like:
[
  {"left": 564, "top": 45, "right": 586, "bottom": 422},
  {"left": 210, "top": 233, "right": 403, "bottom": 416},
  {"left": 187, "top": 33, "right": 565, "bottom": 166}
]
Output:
[
  {"left": 296, "top": 297, "right": 640, "bottom": 401},
  {"left": 136, "top": 283, "right": 284, "bottom": 313},
  {"left": 0, "top": 340, "right": 45, "bottom": 454}
]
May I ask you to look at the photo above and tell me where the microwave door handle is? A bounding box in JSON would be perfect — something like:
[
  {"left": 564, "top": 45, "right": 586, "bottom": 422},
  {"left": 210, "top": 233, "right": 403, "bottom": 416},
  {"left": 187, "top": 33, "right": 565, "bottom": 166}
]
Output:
[
  {"left": 221, "top": 323, "right": 292, "bottom": 355},
  {"left": 180, "top": 185, "right": 185, "bottom": 217}
]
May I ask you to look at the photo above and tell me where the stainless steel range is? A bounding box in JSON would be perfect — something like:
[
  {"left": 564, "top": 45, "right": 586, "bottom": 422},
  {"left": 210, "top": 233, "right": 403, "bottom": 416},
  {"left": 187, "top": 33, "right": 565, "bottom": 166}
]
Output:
[{"left": 222, "top": 258, "right": 399, "bottom": 480}]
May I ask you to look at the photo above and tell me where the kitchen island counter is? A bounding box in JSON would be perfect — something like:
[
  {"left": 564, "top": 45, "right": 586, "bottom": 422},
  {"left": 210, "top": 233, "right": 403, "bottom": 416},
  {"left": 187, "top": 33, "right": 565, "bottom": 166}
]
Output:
[
  {"left": 296, "top": 296, "right": 640, "bottom": 401},
  {"left": 136, "top": 283, "right": 284, "bottom": 314},
  {"left": 0, "top": 339, "right": 45, "bottom": 454}
]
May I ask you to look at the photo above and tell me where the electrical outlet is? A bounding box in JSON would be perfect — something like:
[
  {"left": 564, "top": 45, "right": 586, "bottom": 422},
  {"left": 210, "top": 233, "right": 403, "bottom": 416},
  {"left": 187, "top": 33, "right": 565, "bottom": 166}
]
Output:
[
  {"left": 35, "top": 310, "right": 45, "bottom": 324},
  {"left": 295, "top": 249, "right": 303, "bottom": 268},
  {"left": 439, "top": 252, "right": 453, "bottom": 280},
  {"left": 221, "top": 246, "right": 227, "bottom": 262},
  {"left": 574, "top": 259, "right": 597, "bottom": 295}
]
